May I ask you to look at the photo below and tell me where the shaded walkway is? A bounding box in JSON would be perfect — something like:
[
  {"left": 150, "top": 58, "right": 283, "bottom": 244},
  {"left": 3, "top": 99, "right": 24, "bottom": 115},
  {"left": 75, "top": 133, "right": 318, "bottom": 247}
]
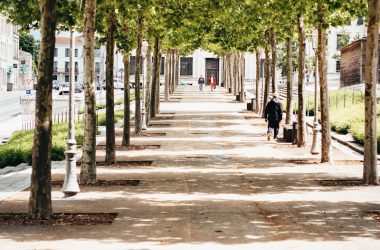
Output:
[{"left": 1, "top": 85, "right": 380, "bottom": 249}]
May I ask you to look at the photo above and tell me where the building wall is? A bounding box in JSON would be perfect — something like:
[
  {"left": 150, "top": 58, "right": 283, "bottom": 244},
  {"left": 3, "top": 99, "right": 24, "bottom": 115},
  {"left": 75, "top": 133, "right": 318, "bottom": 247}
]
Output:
[
  {"left": 340, "top": 41, "right": 362, "bottom": 87},
  {"left": 0, "top": 15, "right": 18, "bottom": 91}
]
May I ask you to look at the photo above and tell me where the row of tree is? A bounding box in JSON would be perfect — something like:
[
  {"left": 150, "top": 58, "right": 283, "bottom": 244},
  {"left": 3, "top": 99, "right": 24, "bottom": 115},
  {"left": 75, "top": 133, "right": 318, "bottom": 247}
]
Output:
[{"left": 0, "top": 0, "right": 378, "bottom": 219}]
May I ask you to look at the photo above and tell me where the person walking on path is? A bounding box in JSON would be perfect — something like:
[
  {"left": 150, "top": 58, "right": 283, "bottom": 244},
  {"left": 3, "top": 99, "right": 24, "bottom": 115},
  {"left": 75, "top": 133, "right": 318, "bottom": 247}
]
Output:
[
  {"left": 264, "top": 94, "right": 283, "bottom": 140},
  {"left": 210, "top": 75, "right": 216, "bottom": 92},
  {"left": 198, "top": 75, "right": 205, "bottom": 91}
]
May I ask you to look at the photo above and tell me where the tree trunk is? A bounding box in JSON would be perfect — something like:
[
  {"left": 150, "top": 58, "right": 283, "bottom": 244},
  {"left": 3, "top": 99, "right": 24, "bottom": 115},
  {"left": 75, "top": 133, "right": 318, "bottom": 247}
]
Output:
[
  {"left": 363, "top": 0, "right": 380, "bottom": 184},
  {"left": 233, "top": 53, "right": 238, "bottom": 96},
  {"left": 285, "top": 37, "right": 293, "bottom": 125},
  {"left": 317, "top": 4, "right": 332, "bottom": 161},
  {"left": 104, "top": 11, "right": 116, "bottom": 165},
  {"left": 255, "top": 50, "right": 260, "bottom": 113},
  {"left": 122, "top": 54, "right": 131, "bottom": 147},
  {"left": 28, "top": 0, "right": 56, "bottom": 219},
  {"left": 165, "top": 50, "right": 170, "bottom": 101},
  {"left": 145, "top": 43, "right": 152, "bottom": 124},
  {"left": 150, "top": 36, "right": 159, "bottom": 118},
  {"left": 228, "top": 54, "right": 233, "bottom": 94},
  {"left": 134, "top": 15, "right": 142, "bottom": 134},
  {"left": 240, "top": 52, "right": 245, "bottom": 103},
  {"left": 156, "top": 51, "right": 162, "bottom": 113},
  {"left": 297, "top": 15, "right": 306, "bottom": 147},
  {"left": 270, "top": 29, "right": 278, "bottom": 94},
  {"left": 170, "top": 50, "right": 175, "bottom": 94},
  {"left": 175, "top": 51, "right": 180, "bottom": 88},
  {"left": 80, "top": 0, "right": 97, "bottom": 185},
  {"left": 262, "top": 44, "right": 270, "bottom": 118}
]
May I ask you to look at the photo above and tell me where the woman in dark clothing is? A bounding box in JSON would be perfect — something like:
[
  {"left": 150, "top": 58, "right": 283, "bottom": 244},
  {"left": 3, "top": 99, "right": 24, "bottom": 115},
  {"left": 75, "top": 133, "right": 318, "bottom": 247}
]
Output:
[{"left": 264, "top": 95, "right": 283, "bottom": 140}]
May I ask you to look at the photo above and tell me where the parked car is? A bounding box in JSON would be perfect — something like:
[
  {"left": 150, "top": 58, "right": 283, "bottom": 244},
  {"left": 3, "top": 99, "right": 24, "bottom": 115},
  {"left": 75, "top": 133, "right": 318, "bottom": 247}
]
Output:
[
  {"left": 58, "top": 83, "right": 69, "bottom": 95},
  {"left": 58, "top": 83, "right": 83, "bottom": 95},
  {"left": 53, "top": 80, "right": 61, "bottom": 90},
  {"left": 100, "top": 79, "right": 126, "bottom": 90}
]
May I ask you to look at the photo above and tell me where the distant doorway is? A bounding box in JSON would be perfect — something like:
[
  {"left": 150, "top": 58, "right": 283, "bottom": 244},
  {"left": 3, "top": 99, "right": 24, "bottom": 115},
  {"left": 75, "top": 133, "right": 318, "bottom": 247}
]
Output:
[{"left": 205, "top": 58, "right": 219, "bottom": 86}]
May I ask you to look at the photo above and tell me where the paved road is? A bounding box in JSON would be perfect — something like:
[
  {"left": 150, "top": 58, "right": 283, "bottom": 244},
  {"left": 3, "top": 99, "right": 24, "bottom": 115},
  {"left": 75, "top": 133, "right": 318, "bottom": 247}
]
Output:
[
  {"left": 1, "top": 85, "right": 380, "bottom": 249},
  {"left": 0, "top": 89, "right": 125, "bottom": 142}
]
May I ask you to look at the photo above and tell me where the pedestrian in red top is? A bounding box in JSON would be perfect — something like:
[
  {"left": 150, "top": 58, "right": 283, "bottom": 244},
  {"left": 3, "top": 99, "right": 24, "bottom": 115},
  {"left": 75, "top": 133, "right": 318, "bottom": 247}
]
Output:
[{"left": 210, "top": 75, "right": 216, "bottom": 92}]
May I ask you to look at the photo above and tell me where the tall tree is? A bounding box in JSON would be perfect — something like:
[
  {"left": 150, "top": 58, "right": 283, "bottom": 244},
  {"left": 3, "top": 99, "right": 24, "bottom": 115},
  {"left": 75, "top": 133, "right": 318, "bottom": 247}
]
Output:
[
  {"left": 80, "top": 0, "right": 97, "bottom": 184},
  {"left": 363, "top": 0, "right": 380, "bottom": 185},
  {"left": 122, "top": 54, "right": 131, "bottom": 146},
  {"left": 297, "top": 15, "right": 306, "bottom": 147},
  {"left": 285, "top": 37, "right": 293, "bottom": 124},
  {"left": 270, "top": 28, "right": 278, "bottom": 94},
  {"left": 28, "top": 0, "right": 57, "bottom": 219},
  {"left": 255, "top": 50, "right": 261, "bottom": 113},
  {"left": 105, "top": 9, "right": 116, "bottom": 165},
  {"left": 134, "top": 14, "right": 143, "bottom": 134}
]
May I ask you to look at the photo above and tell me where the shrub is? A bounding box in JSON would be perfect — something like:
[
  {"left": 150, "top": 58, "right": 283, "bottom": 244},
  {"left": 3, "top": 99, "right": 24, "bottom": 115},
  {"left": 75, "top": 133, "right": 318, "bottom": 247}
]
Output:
[{"left": 0, "top": 122, "right": 84, "bottom": 169}]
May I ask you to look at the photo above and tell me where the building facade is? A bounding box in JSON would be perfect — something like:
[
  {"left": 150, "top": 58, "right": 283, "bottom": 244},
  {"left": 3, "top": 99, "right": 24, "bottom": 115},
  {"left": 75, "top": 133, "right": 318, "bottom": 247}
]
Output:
[{"left": 0, "top": 15, "right": 19, "bottom": 91}]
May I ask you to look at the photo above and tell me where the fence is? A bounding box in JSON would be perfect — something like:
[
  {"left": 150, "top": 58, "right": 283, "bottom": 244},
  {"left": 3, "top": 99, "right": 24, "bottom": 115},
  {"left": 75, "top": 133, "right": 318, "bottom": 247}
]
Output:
[{"left": 21, "top": 91, "right": 125, "bottom": 131}]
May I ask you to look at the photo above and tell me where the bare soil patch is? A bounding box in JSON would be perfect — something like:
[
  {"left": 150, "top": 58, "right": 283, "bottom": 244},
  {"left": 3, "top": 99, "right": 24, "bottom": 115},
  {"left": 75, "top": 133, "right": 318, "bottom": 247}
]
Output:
[
  {"left": 190, "top": 132, "right": 209, "bottom": 135},
  {"left": 287, "top": 160, "right": 363, "bottom": 165},
  {"left": 149, "top": 123, "right": 171, "bottom": 127},
  {"left": 0, "top": 213, "right": 118, "bottom": 226},
  {"left": 96, "top": 144, "right": 161, "bottom": 150},
  {"left": 97, "top": 160, "right": 153, "bottom": 167},
  {"left": 76, "top": 160, "right": 153, "bottom": 167},
  {"left": 52, "top": 179, "right": 140, "bottom": 187},
  {"left": 152, "top": 116, "right": 175, "bottom": 120},
  {"left": 317, "top": 179, "right": 364, "bottom": 186}
]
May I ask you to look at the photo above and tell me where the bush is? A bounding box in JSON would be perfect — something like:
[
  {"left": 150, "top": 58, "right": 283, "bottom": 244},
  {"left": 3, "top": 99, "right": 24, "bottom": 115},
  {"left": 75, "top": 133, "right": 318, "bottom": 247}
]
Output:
[
  {"left": 97, "top": 110, "right": 124, "bottom": 126},
  {"left": 0, "top": 122, "right": 84, "bottom": 169}
]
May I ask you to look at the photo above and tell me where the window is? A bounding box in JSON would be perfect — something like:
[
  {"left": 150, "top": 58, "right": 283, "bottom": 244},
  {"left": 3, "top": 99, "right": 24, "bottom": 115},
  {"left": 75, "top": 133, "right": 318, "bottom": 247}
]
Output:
[
  {"left": 75, "top": 75, "right": 78, "bottom": 82},
  {"left": 75, "top": 62, "right": 78, "bottom": 71},
  {"left": 54, "top": 48, "right": 58, "bottom": 57},
  {"left": 20, "top": 60, "right": 26, "bottom": 65},
  {"left": 160, "top": 57, "right": 165, "bottom": 75},
  {"left": 54, "top": 61, "right": 58, "bottom": 71},
  {"left": 53, "top": 75, "right": 57, "bottom": 80},
  {"left": 65, "top": 75, "right": 69, "bottom": 82},
  {"left": 65, "top": 62, "right": 69, "bottom": 72},
  {"left": 75, "top": 49, "right": 78, "bottom": 57},
  {"left": 95, "top": 62, "right": 100, "bottom": 73},
  {"left": 336, "top": 60, "right": 341, "bottom": 72},
  {"left": 129, "top": 56, "right": 143, "bottom": 75},
  {"left": 180, "top": 57, "right": 193, "bottom": 76},
  {"left": 65, "top": 48, "right": 70, "bottom": 57},
  {"left": 357, "top": 18, "right": 364, "bottom": 25}
]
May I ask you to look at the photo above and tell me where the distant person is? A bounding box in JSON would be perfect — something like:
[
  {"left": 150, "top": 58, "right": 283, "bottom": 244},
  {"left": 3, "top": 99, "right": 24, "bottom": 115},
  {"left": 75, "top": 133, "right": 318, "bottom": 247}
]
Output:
[
  {"left": 198, "top": 75, "right": 205, "bottom": 91},
  {"left": 264, "top": 94, "right": 283, "bottom": 141},
  {"left": 210, "top": 75, "right": 216, "bottom": 92}
]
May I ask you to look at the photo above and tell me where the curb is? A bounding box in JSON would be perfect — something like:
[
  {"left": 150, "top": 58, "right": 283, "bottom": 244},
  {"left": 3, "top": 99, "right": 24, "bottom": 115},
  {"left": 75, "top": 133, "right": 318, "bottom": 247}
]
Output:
[{"left": 306, "top": 121, "right": 380, "bottom": 161}]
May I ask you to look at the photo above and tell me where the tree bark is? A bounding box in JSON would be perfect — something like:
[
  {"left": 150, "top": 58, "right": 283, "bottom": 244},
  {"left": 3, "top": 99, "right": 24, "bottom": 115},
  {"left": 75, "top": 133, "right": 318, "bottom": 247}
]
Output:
[
  {"left": 240, "top": 52, "right": 245, "bottom": 103},
  {"left": 363, "top": 0, "right": 380, "bottom": 185},
  {"left": 145, "top": 43, "right": 152, "bottom": 125},
  {"left": 104, "top": 10, "right": 116, "bottom": 165},
  {"left": 80, "top": 0, "right": 97, "bottom": 185},
  {"left": 28, "top": 0, "right": 57, "bottom": 219},
  {"left": 122, "top": 54, "right": 131, "bottom": 147},
  {"left": 270, "top": 29, "right": 278, "bottom": 94},
  {"left": 134, "top": 15, "right": 142, "bottom": 134},
  {"left": 165, "top": 50, "right": 170, "bottom": 101},
  {"left": 262, "top": 44, "right": 270, "bottom": 118},
  {"left": 233, "top": 53, "right": 238, "bottom": 96},
  {"left": 156, "top": 51, "right": 162, "bottom": 113},
  {"left": 285, "top": 37, "right": 293, "bottom": 125},
  {"left": 317, "top": 3, "right": 332, "bottom": 161},
  {"left": 255, "top": 50, "right": 260, "bottom": 113},
  {"left": 228, "top": 54, "right": 233, "bottom": 94},
  {"left": 297, "top": 15, "right": 306, "bottom": 147},
  {"left": 150, "top": 36, "right": 159, "bottom": 118}
]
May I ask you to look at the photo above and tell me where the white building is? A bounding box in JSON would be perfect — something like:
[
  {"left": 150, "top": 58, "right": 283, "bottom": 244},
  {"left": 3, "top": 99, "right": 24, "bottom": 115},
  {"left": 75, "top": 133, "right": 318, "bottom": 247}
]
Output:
[
  {"left": 19, "top": 50, "right": 33, "bottom": 87},
  {"left": 0, "top": 15, "right": 19, "bottom": 91},
  {"left": 53, "top": 36, "right": 84, "bottom": 84}
]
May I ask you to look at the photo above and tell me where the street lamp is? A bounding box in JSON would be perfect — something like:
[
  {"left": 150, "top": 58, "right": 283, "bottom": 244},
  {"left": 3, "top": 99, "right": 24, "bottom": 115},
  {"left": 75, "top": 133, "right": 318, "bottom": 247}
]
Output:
[
  {"left": 62, "top": 0, "right": 82, "bottom": 196},
  {"left": 310, "top": 31, "right": 320, "bottom": 155},
  {"left": 141, "top": 40, "right": 149, "bottom": 130}
]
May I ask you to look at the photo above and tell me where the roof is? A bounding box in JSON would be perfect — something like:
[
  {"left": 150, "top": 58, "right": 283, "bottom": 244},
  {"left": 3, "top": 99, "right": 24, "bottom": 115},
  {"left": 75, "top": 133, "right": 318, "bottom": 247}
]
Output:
[{"left": 55, "top": 37, "right": 83, "bottom": 45}]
